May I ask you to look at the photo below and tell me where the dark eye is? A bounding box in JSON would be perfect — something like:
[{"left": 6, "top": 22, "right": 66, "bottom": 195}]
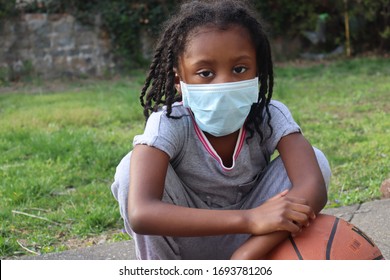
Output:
[
  {"left": 233, "top": 66, "right": 247, "bottom": 74},
  {"left": 198, "top": 70, "right": 214, "bottom": 78}
]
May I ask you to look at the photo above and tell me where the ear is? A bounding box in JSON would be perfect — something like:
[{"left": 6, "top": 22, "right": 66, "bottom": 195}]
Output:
[{"left": 173, "top": 68, "right": 181, "bottom": 94}]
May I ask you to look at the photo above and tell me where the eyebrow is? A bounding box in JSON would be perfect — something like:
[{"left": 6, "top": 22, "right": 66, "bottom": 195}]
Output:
[
  {"left": 231, "top": 55, "right": 254, "bottom": 62},
  {"left": 187, "top": 55, "right": 254, "bottom": 66},
  {"left": 187, "top": 59, "right": 216, "bottom": 67}
]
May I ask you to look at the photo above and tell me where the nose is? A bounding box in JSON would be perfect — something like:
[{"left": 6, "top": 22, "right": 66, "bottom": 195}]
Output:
[{"left": 212, "top": 72, "right": 238, "bottom": 84}]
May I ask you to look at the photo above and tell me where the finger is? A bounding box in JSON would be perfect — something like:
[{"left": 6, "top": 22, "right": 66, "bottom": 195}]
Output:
[
  {"left": 285, "top": 196, "right": 309, "bottom": 205},
  {"left": 287, "top": 211, "right": 310, "bottom": 227},
  {"left": 287, "top": 201, "right": 315, "bottom": 220},
  {"left": 269, "top": 189, "right": 289, "bottom": 201},
  {"left": 280, "top": 220, "right": 301, "bottom": 233},
  {"left": 291, "top": 228, "right": 303, "bottom": 237},
  {"left": 288, "top": 202, "right": 316, "bottom": 219},
  {"left": 279, "top": 189, "right": 289, "bottom": 197}
]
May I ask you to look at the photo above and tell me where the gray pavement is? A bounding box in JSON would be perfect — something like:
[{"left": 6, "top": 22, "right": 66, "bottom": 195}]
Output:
[{"left": 17, "top": 198, "right": 389, "bottom": 260}]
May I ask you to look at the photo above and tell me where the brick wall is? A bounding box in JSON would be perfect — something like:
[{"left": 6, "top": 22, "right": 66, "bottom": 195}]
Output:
[{"left": 0, "top": 13, "right": 115, "bottom": 80}]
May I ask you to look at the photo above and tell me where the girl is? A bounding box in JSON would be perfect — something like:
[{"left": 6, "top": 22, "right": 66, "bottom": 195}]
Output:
[{"left": 111, "top": 0, "right": 331, "bottom": 260}]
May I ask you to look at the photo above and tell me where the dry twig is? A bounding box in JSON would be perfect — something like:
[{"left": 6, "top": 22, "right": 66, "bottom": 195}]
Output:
[
  {"left": 16, "top": 240, "right": 40, "bottom": 256},
  {"left": 12, "top": 210, "right": 61, "bottom": 225}
]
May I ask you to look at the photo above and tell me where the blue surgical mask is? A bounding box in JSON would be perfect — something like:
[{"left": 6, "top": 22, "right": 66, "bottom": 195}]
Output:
[{"left": 180, "top": 77, "right": 259, "bottom": 137}]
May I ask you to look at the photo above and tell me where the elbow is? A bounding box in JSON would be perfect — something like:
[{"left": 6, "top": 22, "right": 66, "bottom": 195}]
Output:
[
  {"left": 128, "top": 205, "right": 152, "bottom": 235},
  {"left": 292, "top": 176, "right": 328, "bottom": 214},
  {"left": 318, "top": 189, "right": 328, "bottom": 213}
]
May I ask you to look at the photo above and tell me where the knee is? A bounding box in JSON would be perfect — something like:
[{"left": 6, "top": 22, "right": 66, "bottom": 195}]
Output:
[
  {"left": 313, "top": 148, "right": 331, "bottom": 190},
  {"left": 111, "top": 152, "right": 132, "bottom": 203},
  {"left": 114, "top": 152, "right": 132, "bottom": 188}
]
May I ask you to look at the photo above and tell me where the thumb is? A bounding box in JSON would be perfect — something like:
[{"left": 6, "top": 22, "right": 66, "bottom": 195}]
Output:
[{"left": 269, "top": 189, "right": 289, "bottom": 201}]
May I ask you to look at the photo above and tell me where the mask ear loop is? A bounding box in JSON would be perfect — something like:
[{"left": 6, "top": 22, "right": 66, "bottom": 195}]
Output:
[{"left": 255, "top": 74, "right": 261, "bottom": 104}]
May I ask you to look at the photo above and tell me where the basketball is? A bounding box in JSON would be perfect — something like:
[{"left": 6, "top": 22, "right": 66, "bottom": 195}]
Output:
[{"left": 266, "top": 214, "right": 385, "bottom": 260}]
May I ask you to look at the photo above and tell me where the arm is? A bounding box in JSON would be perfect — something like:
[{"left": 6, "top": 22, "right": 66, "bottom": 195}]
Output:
[
  {"left": 278, "top": 133, "right": 328, "bottom": 214},
  {"left": 128, "top": 144, "right": 245, "bottom": 236},
  {"left": 231, "top": 132, "right": 327, "bottom": 259},
  {"left": 128, "top": 143, "right": 314, "bottom": 237}
]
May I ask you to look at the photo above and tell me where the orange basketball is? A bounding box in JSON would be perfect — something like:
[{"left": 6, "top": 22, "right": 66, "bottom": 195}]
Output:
[{"left": 266, "top": 214, "right": 385, "bottom": 260}]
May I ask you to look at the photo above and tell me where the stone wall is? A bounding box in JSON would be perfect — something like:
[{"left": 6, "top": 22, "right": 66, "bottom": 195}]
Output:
[{"left": 0, "top": 13, "right": 115, "bottom": 80}]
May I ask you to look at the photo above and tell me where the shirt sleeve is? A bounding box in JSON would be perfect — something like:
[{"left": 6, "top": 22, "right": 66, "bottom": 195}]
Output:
[
  {"left": 263, "top": 100, "right": 301, "bottom": 155},
  {"left": 133, "top": 107, "right": 188, "bottom": 159}
]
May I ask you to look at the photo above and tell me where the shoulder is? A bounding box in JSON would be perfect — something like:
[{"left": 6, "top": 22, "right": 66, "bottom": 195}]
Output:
[
  {"left": 268, "top": 100, "right": 293, "bottom": 118},
  {"left": 149, "top": 102, "right": 189, "bottom": 120},
  {"left": 260, "top": 99, "right": 301, "bottom": 154},
  {"left": 133, "top": 103, "right": 191, "bottom": 158},
  {"left": 145, "top": 102, "right": 190, "bottom": 127},
  {"left": 265, "top": 100, "right": 298, "bottom": 126},
  {"left": 140, "top": 102, "right": 191, "bottom": 140},
  {"left": 164, "top": 102, "right": 190, "bottom": 118}
]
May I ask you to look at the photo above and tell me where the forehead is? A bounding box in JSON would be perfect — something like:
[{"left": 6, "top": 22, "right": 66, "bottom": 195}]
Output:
[{"left": 182, "top": 24, "right": 255, "bottom": 60}]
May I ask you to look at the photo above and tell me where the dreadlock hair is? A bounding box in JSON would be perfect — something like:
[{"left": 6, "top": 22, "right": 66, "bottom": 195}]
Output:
[{"left": 140, "top": 0, "right": 274, "bottom": 143}]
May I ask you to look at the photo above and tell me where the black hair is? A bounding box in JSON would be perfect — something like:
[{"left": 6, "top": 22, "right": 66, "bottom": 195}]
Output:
[{"left": 140, "top": 0, "right": 273, "bottom": 142}]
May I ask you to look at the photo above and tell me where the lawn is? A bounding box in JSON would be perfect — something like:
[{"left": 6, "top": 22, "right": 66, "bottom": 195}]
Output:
[{"left": 0, "top": 57, "right": 389, "bottom": 258}]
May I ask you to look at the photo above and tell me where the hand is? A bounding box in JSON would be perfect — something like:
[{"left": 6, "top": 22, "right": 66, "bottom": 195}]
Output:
[{"left": 245, "top": 189, "right": 315, "bottom": 235}]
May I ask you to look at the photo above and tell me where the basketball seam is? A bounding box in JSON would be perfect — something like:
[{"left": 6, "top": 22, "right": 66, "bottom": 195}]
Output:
[
  {"left": 351, "top": 226, "right": 375, "bottom": 247},
  {"left": 326, "top": 217, "right": 340, "bottom": 260},
  {"left": 288, "top": 235, "right": 303, "bottom": 260}
]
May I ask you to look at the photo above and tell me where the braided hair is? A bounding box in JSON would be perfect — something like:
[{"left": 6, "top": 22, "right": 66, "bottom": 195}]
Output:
[{"left": 140, "top": 0, "right": 274, "bottom": 142}]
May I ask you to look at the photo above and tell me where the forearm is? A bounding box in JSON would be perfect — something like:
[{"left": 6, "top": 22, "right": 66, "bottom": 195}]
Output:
[
  {"left": 130, "top": 189, "right": 315, "bottom": 237},
  {"left": 231, "top": 231, "right": 289, "bottom": 260},
  {"left": 129, "top": 200, "right": 249, "bottom": 237}
]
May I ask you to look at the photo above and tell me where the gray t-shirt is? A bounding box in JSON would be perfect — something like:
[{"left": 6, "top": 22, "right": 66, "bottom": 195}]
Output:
[{"left": 133, "top": 100, "right": 300, "bottom": 208}]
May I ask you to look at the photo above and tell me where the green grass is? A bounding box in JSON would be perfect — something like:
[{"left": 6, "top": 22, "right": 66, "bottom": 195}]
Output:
[
  {"left": 0, "top": 57, "right": 389, "bottom": 258},
  {"left": 275, "top": 57, "right": 390, "bottom": 206},
  {"left": 0, "top": 76, "right": 145, "bottom": 258}
]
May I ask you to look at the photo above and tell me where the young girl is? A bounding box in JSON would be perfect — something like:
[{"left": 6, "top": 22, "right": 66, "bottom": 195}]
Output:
[{"left": 111, "top": 0, "right": 331, "bottom": 260}]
